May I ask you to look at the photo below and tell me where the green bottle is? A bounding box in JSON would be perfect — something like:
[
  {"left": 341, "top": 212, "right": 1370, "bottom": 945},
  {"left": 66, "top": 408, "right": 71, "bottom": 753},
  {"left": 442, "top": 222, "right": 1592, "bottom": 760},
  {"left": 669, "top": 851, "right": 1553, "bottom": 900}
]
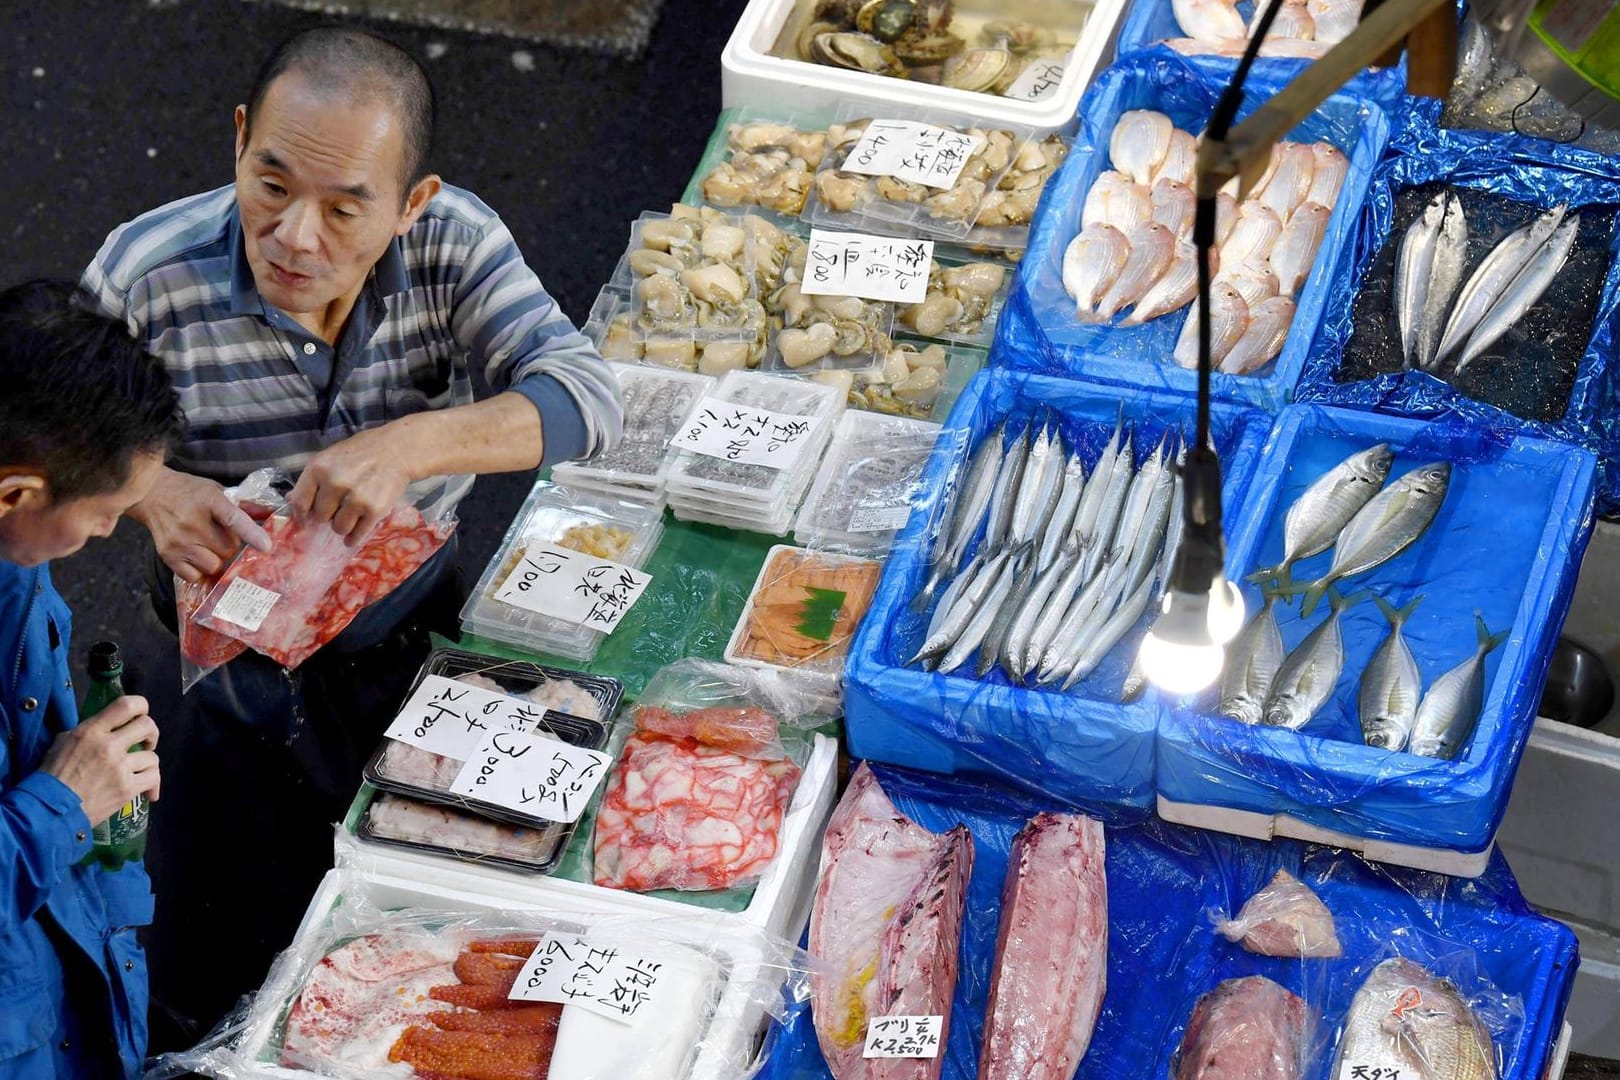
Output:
[{"left": 84, "top": 642, "right": 147, "bottom": 870}]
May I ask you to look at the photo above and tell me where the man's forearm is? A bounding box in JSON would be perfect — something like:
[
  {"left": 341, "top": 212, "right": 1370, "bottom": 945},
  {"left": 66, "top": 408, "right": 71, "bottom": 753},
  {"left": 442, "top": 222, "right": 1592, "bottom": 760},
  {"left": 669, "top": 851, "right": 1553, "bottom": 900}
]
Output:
[{"left": 393, "top": 390, "right": 548, "bottom": 481}]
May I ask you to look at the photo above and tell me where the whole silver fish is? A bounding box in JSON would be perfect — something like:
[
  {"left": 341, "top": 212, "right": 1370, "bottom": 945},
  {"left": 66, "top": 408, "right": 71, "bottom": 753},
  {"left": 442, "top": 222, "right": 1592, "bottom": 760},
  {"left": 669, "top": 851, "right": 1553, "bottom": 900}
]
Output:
[
  {"left": 1119, "top": 450, "right": 1177, "bottom": 597},
  {"left": 1396, "top": 193, "right": 1446, "bottom": 367},
  {"left": 984, "top": 426, "right": 1031, "bottom": 553},
  {"left": 1004, "top": 542, "right": 1081, "bottom": 682},
  {"left": 1035, "top": 452, "right": 1086, "bottom": 575},
  {"left": 1433, "top": 204, "right": 1567, "bottom": 367},
  {"left": 1081, "top": 431, "right": 1136, "bottom": 583},
  {"left": 1156, "top": 444, "right": 1188, "bottom": 600},
  {"left": 1218, "top": 593, "right": 1285, "bottom": 725},
  {"left": 1021, "top": 548, "right": 1103, "bottom": 681},
  {"left": 1072, "top": 415, "right": 1124, "bottom": 552},
  {"left": 1300, "top": 462, "right": 1451, "bottom": 617},
  {"left": 1264, "top": 591, "right": 1356, "bottom": 730},
  {"left": 1009, "top": 423, "right": 1064, "bottom": 549},
  {"left": 1097, "top": 434, "right": 1167, "bottom": 597},
  {"left": 979, "top": 555, "right": 1039, "bottom": 679},
  {"left": 1034, "top": 552, "right": 1121, "bottom": 684},
  {"left": 1408, "top": 614, "right": 1508, "bottom": 760},
  {"left": 1252, "top": 443, "right": 1393, "bottom": 590},
  {"left": 1120, "top": 652, "right": 1149, "bottom": 703},
  {"left": 909, "top": 547, "right": 1014, "bottom": 666},
  {"left": 1039, "top": 573, "right": 1130, "bottom": 687},
  {"left": 918, "top": 424, "right": 1003, "bottom": 606},
  {"left": 1330, "top": 958, "right": 1496, "bottom": 1080},
  {"left": 1416, "top": 193, "right": 1470, "bottom": 371},
  {"left": 1452, "top": 214, "right": 1579, "bottom": 377},
  {"left": 939, "top": 546, "right": 1028, "bottom": 674},
  {"left": 923, "top": 552, "right": 985, "bottom": 652},
  {"left": 1061, "top": 573, "right": 1158, "bottom": 691},
  {"left": 1451, "top": 16, "right": 1495, "bottom": 109},
  {"left": 1359, "top": 593, "right": 1425, "bottom": 751}
]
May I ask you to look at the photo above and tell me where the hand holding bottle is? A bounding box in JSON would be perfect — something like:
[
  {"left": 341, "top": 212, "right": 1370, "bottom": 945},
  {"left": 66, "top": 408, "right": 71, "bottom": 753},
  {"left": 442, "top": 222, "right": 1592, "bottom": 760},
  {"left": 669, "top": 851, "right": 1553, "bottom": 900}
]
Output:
[{"left": 40, "top": 696, "right": 161, "bottom": 828}]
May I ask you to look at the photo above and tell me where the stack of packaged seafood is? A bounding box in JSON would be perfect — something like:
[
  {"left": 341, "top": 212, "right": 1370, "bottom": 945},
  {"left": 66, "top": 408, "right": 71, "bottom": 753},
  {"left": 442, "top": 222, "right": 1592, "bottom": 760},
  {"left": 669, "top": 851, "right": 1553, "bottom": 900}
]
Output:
[
  {"left": 551, "top": 364, "right": 717, "bottom": 503},
  {"left": 792, "top": 409, "right": 945, "bottom": 555}
]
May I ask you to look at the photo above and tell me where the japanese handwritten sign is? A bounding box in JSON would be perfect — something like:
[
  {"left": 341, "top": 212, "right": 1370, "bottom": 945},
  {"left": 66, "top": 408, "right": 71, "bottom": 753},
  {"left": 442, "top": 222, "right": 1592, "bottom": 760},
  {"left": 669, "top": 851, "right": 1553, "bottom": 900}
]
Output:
[
  {"left": 842, "top": 120, "right": 985, "bottom": 189},
  {"left": 863, "top": 1015, "right": 944, "bottom": 1059},
  {"left": 510, "top": 933, "right": 666, "bottom": 1023},
  {"left": 1006, "top": 58, "right": 1068, "bottom": 103},
  {"left": 1344, "top": 1067, "right": 1403, "bottom": 1079},
  {"left": 669, "top": 397, "right": 825, "bottom": 471},
  {"left": 449, "top": 729, "right": 611, "bottom": 822},
  {"left": 383, "top": 674, "right": 566, "bottom": 762},
  {"left": 492, "top": 544, "right": 652, "bottom": 633},
  {"left": 208, "top": 578, "right": 280, "bottom": 632},
  {"left": 802, "top": 228, "right": 935, "bottom": 305}
]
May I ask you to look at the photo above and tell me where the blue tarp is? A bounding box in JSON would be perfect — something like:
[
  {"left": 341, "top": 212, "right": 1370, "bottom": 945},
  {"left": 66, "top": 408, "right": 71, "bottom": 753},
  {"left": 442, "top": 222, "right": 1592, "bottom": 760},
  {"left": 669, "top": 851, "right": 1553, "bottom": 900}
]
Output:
[
  {"left": 1157, "top": 404, "right": 1596, "bottom": 854},
  {"left": 992, "top": 51, "right": 1391, "bottom": 412},
  {"left": 758, "top": 763, "right": 1579, "bottom": 1080},
  {"left": 1293, "top": 117, "right": 1620, "bottom": 510},
  {"left": 843, "top": 367, "right": 1272, "bottom": 810}
]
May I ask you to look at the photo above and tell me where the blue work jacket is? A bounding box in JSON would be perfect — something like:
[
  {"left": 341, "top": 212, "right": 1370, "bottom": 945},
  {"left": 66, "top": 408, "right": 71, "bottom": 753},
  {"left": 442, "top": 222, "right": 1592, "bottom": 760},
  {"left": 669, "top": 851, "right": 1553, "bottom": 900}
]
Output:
[{"left": 0, "top": 561, "right": 150, "bottom": 1078}]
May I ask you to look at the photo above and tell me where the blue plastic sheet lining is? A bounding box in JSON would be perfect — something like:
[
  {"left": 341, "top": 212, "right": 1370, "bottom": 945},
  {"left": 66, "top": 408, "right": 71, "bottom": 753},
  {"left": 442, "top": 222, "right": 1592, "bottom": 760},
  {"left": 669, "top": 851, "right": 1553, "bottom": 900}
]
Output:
[
  {"left": 1293, "top": 118, "right": 1620, "bottom": 511},
  {"left": 757, "top": 762, "right": 1578, "bottom": 1080},
  {"left": 1157, "top": 403, "right": 1596, "bottom": 854},
  {"left": 843, "top": 367, "right": 1272, "bottom": 811},
  {"left": 992, "top": 51, "right": 1391, "bottom": 413}
]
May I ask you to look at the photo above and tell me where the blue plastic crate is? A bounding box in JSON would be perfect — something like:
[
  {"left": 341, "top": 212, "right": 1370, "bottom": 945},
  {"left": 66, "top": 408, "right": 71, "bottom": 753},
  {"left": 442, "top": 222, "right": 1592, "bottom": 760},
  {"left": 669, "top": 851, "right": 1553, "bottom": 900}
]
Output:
[
  {"left": 843, "top": 367, "right": 1272, "bottom": 811},
  {"left": 758, "top": 763, "right": 1578, "bottom": 1080},
  {"left": 994, "top": 51, "right": 1391, "bottom": 413},
  {"left": 1156, "top": 404, "right": 1596, "bottom": 865}
]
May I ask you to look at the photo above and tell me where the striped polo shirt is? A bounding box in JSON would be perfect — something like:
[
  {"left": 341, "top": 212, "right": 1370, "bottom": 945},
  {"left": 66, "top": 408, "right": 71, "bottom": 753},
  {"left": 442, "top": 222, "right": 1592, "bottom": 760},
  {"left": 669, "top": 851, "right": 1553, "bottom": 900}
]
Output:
[{"left": 81, "top": 183, "right": 624, "bottom": 509}]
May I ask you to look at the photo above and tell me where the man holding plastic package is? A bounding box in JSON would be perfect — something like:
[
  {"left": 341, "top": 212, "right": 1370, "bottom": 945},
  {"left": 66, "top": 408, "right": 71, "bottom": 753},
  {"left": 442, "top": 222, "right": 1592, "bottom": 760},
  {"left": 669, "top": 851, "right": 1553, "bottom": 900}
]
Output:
[
  {"left": 80, "top": 27, "right": 624, "bottom": 1042},
  {"left": 0, "top": 281, "right": 183, "bottom": 1078}
]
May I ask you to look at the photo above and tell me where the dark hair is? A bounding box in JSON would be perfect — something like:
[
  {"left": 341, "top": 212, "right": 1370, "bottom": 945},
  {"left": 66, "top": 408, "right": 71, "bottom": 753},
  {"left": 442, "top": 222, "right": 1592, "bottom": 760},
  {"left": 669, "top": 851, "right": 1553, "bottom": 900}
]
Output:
[
  {"left": 241, "top": 27, "right": 437, "bottom": 194},
  {"left": 0, "top": 280, "right": 183, "bottom": 501}
]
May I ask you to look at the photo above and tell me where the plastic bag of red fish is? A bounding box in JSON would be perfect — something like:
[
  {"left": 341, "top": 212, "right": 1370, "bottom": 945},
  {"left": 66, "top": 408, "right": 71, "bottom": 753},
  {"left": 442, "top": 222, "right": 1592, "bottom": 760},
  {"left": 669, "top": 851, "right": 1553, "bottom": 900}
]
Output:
[
  {"left": 147, "top": 877, "right": 814, "bottom": 1080},
  {"left": 592, "top": 659, "right": 835, "bottom": 895}
]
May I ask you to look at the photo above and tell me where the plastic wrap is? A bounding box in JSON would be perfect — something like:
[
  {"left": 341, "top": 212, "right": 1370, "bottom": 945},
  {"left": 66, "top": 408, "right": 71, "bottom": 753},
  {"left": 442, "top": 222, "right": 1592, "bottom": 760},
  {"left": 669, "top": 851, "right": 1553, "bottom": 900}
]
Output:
[
  {"left": 149, "top": 869, "right": 814, "bottom": 1080},
  {"left": 759, "top": 762, "right": 1576, "bottom": 1080},
  {"left": 682, "top": 106, "right": 839, "bottom": 223},
  {"left": 840, "top": 338, "right": 985, "bottom": 423},
  {"left": 624, "top": 209, "right": 765, "bottom": 345},
  {"left": 1292, "top": 117, "right": 1620, "bottom": 511},
  {"left": 1157, "top": 404, "right": 1597, "bottom": 856},
  {"left": 792, "top": 411, "right": 950, "bottom": 556},
  {"left": 553, "top": 363, "right": 717, "bottom": 501},
  {"left": 994, "top": 52, "right": 1390, "bottom": 412},
  {"left": 843, "top": 367, "right": 1273, "bottom": 810},
  {"left": 724, "top": 546, "right": 883, "bottom": 690}
]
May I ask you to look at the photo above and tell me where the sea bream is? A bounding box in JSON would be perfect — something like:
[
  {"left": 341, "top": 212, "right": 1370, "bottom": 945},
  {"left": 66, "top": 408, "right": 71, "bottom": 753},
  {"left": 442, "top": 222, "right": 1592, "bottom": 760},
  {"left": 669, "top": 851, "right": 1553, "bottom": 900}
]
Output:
[
  {"left": 809, "top": 764, "right": 974, "bottom": 1080},
  {"left": 1252, "top": 442, "right": 1393, "bottom": 589},
  {"left": 1300, "top": 462, "right": 1451, "bottom": 616},
  {"left": 1172, "top": 976, "right": 1308, "bottom": 1080},
  {"left": 1408, "top": 614, "right": 1509, "bottom": 760},
  {"left": 978, "top": 814, "right": 1107, "bottom": 1080},
  {"left": 1215, "top": 868, "right": 1342, "bottom": 958},
  {"left": 1330, "top": 958, "right": 1496, "bottom": 1080}
]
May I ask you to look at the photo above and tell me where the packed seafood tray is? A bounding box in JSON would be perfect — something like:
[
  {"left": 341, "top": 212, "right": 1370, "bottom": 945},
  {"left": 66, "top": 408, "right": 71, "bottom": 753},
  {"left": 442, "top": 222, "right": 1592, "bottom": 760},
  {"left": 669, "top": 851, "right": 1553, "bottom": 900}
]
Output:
[
  {"left": 1292, "top": 123, "right": 1620, "bottom": 512},
  {"left": 723, "top": 546, "right": 883, "bottom": 691},
  {"left": 721, "top": 0, "right": 1130, "bottom": 133},
  {"left": 666, "top": 369, "right": 845, "bottom": 535},
  {"left": 810, "top": 336, "right": 984, "bottom": 423},
  {"left": 552, "top": 363, "right": 718, "bottom": 501},
  {"left": 792, "top": 409, "right": 947, "bottom": 555},
  {"left": 843, "top": 367, "right": 1273, "bottom": 809},
  {"left": 460, "top": 483, "right": 666, "bottom": 662},
  {"left": 999, "top": 52, "right": 1390, "bottom": 412},
  {"left": 1156, "top": 404, "right": 1597, "bottom": 876},
  {"left": 757, "top": 761, "right": 1577, "bottom": 1080},
  {"left": 623, "top": 209, "right": 771, "bottom": 349}
]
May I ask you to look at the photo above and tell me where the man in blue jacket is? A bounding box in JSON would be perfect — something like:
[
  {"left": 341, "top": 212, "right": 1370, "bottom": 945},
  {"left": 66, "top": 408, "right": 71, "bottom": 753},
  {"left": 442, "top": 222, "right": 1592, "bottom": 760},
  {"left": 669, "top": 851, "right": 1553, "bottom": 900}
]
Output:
[{"left": 0, "top": 280, "right": 182, "bottom": 1077}]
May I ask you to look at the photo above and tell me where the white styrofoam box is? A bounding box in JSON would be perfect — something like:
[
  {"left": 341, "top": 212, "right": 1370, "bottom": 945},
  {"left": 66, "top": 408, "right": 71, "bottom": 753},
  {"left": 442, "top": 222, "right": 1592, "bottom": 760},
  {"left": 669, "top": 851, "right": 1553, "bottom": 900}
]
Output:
[
  {"left": 1563, "top": 920, "right": 1620, "bottom": 1060},
  {"left": 721, "top": 0, "right": 1129, "bottom": 135},
  {"left": 348, "top": 733, "right": 839, "bottom": 944},
  {"left": 1547, "top": 1022, "right": 1573, "bottom": 1080}
]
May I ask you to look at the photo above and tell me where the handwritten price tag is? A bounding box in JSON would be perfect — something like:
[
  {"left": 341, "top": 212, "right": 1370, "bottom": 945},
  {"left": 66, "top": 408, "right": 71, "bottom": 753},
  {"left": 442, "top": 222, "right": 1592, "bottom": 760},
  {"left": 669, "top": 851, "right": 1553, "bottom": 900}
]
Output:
[
  {"left": 209, "top": 578, "right": 280, "bottom": 632},
  {"left": 1006, "top": 59, "right": 1068, "bottom": 103},
  {"left": 842, "top": 119, "right": 985, "bottom": 189},
  {"left": 1341, "top": 1067, "right": 1405, "bottom": 1079},
  {"left": 448, "top": 729, "right": 611, "bottom": 822},
  {"left": 863, "top": 1015, "right": 944, "bottom": 1059},
  {"left": 382, "top": 674, "right": 564, "bottom": 762},
  {"left": 669, "top": 397, "right": 824, "bottom": 471},
  {"left": 493, "top": 545, "right": 651, "bottom": 633},
  {"left": 510, "top": 933, "right": 667, "bottom": 1023},
  {"left": 802, "top": 228, "right": 934, "bottom": 305}
]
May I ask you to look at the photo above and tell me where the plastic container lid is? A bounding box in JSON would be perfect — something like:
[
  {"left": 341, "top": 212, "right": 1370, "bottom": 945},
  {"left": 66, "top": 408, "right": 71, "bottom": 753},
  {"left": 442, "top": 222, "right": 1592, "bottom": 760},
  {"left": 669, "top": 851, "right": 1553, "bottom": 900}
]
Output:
[
  {"left": 793, "top": 410, "right": 946, "bottom": 556},
  {"left": 552, "top": 363, "right": 717, "bottom": 496}
]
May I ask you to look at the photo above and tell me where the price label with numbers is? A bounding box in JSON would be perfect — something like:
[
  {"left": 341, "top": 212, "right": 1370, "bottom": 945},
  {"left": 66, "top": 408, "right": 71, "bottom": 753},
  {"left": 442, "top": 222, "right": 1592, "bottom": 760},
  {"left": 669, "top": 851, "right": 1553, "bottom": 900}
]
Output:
[
  {"left": 209, "top": 578, "right": 281, "bottom": 632},
  {"left": 863, "top": 1015, "right": 944, "bottom": 1059},
  {"left": 802, "top": 229, "right": 934, "bottom": 305},
  {"left": 510, "top": 933, "right": 667, "bottom": 1023},
  {"left": 669, "top": 397, "right": 824, "bottom": 471},
  {"left": 492, "top": 545, "right": 651, "bottom": 633},
  {"left": 1006, "top": 58, "right": 1068, "bottom": 102},
  {"left": 449, "top": 729, "right": 611, "bottom": 822},
  {"left": 849, "top": 504, "right": 913, "bottom": 532},
  {"left": 842, "top": 119, "right": 985, "bottom": 189},
  {"left": 383, "top": 674, "right": 565, "bottom": 762}
]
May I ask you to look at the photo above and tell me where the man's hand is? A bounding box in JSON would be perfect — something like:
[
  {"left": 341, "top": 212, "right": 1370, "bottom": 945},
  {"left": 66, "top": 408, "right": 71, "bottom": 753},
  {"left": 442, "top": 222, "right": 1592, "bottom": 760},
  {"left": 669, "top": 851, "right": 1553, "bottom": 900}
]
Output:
[
  {"left": 39, "top": 696, "right": 161, "bottom": 827},
  {"left": 132, "top": 467, "right": 273, "bottom": 583},
  {"left": 288, "top": 425, "right": 415, "bottom": 545}
]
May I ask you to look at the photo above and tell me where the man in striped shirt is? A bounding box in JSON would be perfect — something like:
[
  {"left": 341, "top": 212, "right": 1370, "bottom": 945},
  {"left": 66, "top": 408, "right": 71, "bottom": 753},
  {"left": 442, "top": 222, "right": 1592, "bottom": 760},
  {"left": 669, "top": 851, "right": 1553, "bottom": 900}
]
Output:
[{"left": 80, "top": 28, "right": 624, "bottom": 1038}]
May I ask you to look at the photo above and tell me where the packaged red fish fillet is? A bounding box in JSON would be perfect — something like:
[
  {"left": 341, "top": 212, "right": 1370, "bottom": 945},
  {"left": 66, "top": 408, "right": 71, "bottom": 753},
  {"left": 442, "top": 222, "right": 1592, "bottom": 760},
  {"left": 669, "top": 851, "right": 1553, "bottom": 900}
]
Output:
[{"left": 1213, "top": 868, "right": 1343, "bottom": 959}]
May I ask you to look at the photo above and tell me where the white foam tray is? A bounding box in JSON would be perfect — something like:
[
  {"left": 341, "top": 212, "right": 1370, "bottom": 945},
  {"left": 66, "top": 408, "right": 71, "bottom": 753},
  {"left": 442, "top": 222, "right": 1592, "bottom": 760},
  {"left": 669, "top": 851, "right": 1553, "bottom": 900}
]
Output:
[
  {"left": 1547, "top": 1021, "right": 1572, "bottom": 1080},
  {"left": 721, "top": 0, "right": 1129, "bottom": 134}
]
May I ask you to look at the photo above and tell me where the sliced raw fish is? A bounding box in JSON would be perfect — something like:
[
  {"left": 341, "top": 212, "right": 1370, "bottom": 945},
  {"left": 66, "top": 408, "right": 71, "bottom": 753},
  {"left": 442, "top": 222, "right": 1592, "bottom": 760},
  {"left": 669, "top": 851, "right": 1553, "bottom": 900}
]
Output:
[
  {"left": 1219, "top": 296, "right": 1294, "bottom": 375},
  {"left": 1064, "top": 224, "right": 1130, "bottom": 319},
  {"left": 1151, "top": 177, "right": 1197, "bottom": 239},
  {"left": 979, "top": 814, "right": 1107, "bottom": 1080},
  {"left": 1271, "top": 201, "right": 1332, "bottom": 298},
  {"left": 1122, "top": 240, "right": 1202, "bottom": 325},
  {"left": 1220, "top": 202, "right": 1283, "bottom": 269},
  {"left": 1306, "top": 144, "right": 1348, "bottom": 208},
  {"left": 1110, "top": 110, "right": 1175, "bottom": 186},
  {"left": 1095, "top": 223, "right": 1175, "bottom": 321},
  {"left": 1173, "top": 0, "right": 1247, "bottom": 43},
  {"left": 1155, "top": 129, "right": 1199, "bottom": 187},
  {"left": 1082, "top": 170, "right": 1151, "bottom": 234},
  {"left": 1215, "top": 868, "right": 1342, "bottom": 958},
  {"left": 1174, "top": 282, "right": 1250, "bottom": 369},
  {"left": 1172, "top": 976, "right": 1308, "bottom": 1080},
  {"left": 1330, "top": 958, "right": 1495, "bottom": 1080}
]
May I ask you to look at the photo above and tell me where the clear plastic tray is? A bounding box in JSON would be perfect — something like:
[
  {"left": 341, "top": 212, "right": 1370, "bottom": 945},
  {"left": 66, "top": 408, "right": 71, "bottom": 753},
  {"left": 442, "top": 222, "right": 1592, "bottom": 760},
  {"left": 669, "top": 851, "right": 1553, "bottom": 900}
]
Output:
[
  {"left": 686, "top": 106, "right": 837, "bottom": 221},
  {"left": 356, "top": 789, "right": 570, "bottom": 874},
  {"left": 552, "top": 364, "right": 718, "bottom": 496},
  {"left": 845, "top": 336, "right": 986, "bottom": 422},
  {"left": 671, "top": 501, "right": 797, "bottom": 537},
  {"left": 723, "top": 545, "right": 882, "bottom": 688},
  {"left": 625, "top": 210, "right": 768, "bottom": 345},
  {"left": 792, "top": 410, "right": 946, "bottom": 556},
  {"left": 460, "top": 483, "right": 666, "bottom": 661},
  {"left": 758, "top": 230, "right": 897, "bottom": 375}
]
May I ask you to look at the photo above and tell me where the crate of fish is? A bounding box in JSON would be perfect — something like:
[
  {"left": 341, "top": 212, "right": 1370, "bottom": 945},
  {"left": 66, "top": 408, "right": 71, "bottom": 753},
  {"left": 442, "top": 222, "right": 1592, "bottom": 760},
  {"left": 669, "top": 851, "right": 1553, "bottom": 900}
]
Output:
[
  {"left": 993, "top": 51, "right": 1390, "bottom": 413},
  {"left": 843, "top": 367, "right": 1273, "bottom": 809},
  {"left": 1155, "top": 404, "right": 1598, "bottom": 876},
  {"left": 1293, "top": 120, "right": 1620, "bottom": 513}
]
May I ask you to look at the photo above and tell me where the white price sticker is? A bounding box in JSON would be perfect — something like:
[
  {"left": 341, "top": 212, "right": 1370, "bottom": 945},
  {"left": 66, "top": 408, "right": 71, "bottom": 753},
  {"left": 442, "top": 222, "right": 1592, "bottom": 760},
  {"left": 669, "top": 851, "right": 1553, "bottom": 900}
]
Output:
[
  {"left": 449, "top": 729, "right": 610, "bottom": 821},
  {"left": 669, "top": 397, "right": 825, "bottom": 471},
  {"left": 842, "top": 119, "right": 986, "bottom": 189},
  {"left": 492, "top": 545, "right": 652, "bottom": 633},
  {"left": 802, "top": 229, "right": 935, "bottom": 305},
  {"left": 208, "top": 578, "right": 280, "bottom": 632},
  {"left": 1006, "top": 59, "right": 1068, "bottom": 102},
  {"left": 849, "top": 504, "right": 913, "bottom": 532},
  {"left": 510, "top": 933, "right": 667, "bottom": 1023},
  {"left": 382, "top": 674, "right": 563, "bottom": 762},
  {"left": 863, "top": 1015, "right": 944, "bottom": 1059}
]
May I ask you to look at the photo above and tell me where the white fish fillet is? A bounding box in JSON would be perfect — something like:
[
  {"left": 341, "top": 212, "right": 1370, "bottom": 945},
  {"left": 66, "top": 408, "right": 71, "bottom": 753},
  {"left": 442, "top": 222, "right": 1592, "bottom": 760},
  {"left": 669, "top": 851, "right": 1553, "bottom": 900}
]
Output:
[{"left": 1250, "top": 0, "right": 1315, "bottom": 40}]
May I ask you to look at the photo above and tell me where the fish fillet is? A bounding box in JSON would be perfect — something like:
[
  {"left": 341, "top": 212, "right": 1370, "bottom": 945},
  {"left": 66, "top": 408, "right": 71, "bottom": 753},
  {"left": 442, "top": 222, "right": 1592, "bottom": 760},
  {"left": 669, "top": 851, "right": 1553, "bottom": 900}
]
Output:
[
  {"left": 1173, "top": 976, "right": 1308, "bottom": 1080},
  {"left": 1215, "top": 868, "right": 1342, "bottom": 958}
]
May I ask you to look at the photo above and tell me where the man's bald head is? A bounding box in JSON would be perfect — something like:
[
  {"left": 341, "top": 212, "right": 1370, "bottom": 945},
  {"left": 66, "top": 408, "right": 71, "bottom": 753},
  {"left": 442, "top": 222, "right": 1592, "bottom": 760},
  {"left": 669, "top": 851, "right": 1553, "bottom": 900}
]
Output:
[{"left": 242, "top": 27, "right": 436, "bottom": 194}]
